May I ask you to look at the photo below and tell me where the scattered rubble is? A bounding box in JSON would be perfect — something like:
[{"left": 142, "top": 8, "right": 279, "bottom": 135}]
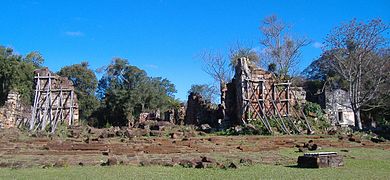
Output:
[
  {"left": 296, "top": 140, "right": 319, "bottom": 152},
  {"left": 371, "top": 137, "right": 385, "bottom": 143}
]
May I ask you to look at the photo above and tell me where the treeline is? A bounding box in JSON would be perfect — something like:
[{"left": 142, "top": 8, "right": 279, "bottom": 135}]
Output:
[{"left": 0, "top": 47, "right": 179, "bottom": 127}]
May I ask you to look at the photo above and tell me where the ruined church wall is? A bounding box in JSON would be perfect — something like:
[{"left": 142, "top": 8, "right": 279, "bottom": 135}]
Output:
[
  {"left": 185, "top": 93, "right": 218, "bottom": 127},
  {"left": 224, "top": 58, "right": 306, "bottom": 125},
  {"left": 0, "top": 92, "right": 31, "bottom": 129},
  {"left": 325, "top": 89, "right": 355, "bottom": 126}
]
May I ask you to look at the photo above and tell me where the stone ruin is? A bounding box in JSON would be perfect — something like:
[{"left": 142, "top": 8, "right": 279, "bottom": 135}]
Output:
[
  {"left": 0, "top": 91, "right": 30, "bottom": 128},
  {"left": 135, "top": 103, "right": 186, "bottom": 127},
  {"left": 185, "top": 58, "right": 312, "bottom": 134},
  {"left": 29, "top": 68, "right": 79, "bottom": 132},
  {"left": 185, "top": 92, "right": 224, "bottom": 128},
  {"left": 324, "top": 89, "right": 355, "bottom": 127},
  {"left": 0, "top": 68, "right": 80, "bottom": 132},
  {"left": 298, "top": 152, "right": 344, "bottom": 168}
]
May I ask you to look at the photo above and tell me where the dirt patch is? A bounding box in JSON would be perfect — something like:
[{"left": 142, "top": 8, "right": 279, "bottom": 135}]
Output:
[{"left": 0, "top": 128, "right": 389, "bottom": 169}]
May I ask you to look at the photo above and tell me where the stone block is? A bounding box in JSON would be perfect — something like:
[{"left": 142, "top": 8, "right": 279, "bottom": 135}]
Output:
[{"left": 298, "top": 152, "right": 343, "bottom": 168}]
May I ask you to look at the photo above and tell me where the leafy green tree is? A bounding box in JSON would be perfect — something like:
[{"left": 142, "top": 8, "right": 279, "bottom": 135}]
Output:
[
  {"left": 24, "top": 51, "right": 44, "bottom": 67},
  {"left": 229, "top": 46, "right": 259, "bottom": 70},
  {"left": 95, "top": 58, "right": 177, "bottom": 127},
  {"left": 0, "top": 46, "right": 42, "bottom": 105},
  {"left": 58, "top": 62, "right": 99, "bottom": 121},
  {"left": 188, "top": 84, "right": 216, "bottom": 103}
]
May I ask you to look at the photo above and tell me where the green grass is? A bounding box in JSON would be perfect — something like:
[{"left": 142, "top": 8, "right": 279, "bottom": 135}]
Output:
[{"left": 1, "top": 148, "right": 390, "bottom": 180}]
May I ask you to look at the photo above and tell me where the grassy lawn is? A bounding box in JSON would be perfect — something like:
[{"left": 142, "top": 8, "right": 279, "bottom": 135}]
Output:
[{"left": 1, "top": 148, "right": 389, "bottom": 180}]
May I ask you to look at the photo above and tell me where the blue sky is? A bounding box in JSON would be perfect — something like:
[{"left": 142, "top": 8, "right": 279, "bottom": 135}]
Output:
[{"left": 1, "top": 0, "right": 389, "bottom": 100}]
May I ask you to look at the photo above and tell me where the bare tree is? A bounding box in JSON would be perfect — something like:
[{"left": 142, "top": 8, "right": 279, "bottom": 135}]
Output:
[
  {"left": 200, "top": 50, "right": 232, "bottom": 85},
  {"left": 260, "top": 15, "right": 310, "bottom": 80},
  {"left": 324, "top": 19, "right": 390, "bottom": 129},
  {"left": 199, "top": 50, "right": 232, "bottom": 105}
]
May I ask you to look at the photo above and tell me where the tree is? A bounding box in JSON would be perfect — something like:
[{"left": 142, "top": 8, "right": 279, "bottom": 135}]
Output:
[
  {"left": 0, "top": 46, "right": 42, "bottom": 105},
  {"left": 188, "top": 84, "right": 217, "bottom": 103},
  {"left": 95, "top": 58, "right": 178, "bottom": 127},
  {"left": 25, "top": 51, "right": 44, "bottom": 67},
  {"left": 302, "top": 51, "right": 348, "bottom": 91},
  {"left": 324, "top": 19, "right": 389, "bottom": 129},
  {"left": 229, "top": 43, "right": 260, "bottom": 69},
  {"left": 200, "top": 51, "right": 231, "bottom": 86},
  {"left": 259, "top": 15, "right": 310, "bottom": 80},
  {"left": 58, "top": 62, "right": 99, "bottom": 121},
  {"left": 199, "top": 50, "right": 232, "bottom": 106}
]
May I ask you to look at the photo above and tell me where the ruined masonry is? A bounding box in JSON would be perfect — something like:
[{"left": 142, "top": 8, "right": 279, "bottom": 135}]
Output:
[
  {"left": 29, "top": 68, "right": 79, "bottom": 132},
  {"left": 223, "top": 58, "right": 312, "bottom": 134},
  {"left": 0, "top": 91, "right": 30, "bottom": 128}
]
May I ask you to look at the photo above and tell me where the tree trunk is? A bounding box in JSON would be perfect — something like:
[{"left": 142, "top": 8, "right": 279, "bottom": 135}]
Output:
[
  {"left": 220, "top": 81, "right": 226, "bottom": 107},
  {"left": 353, "top": 109, "right": 363, "bottom": 130}
]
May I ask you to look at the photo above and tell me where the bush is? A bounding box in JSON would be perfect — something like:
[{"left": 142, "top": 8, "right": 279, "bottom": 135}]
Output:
[{"left": 303, "top": 102, "right": 331, "bottom": 133}]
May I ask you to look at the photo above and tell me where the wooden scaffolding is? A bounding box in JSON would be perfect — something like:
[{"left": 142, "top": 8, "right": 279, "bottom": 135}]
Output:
[
  {"left": 29, "top": 69, "right": 78, "bottom": 133},
  {"left": 236, "top": 58, "right": 312, "bottom": 134}
]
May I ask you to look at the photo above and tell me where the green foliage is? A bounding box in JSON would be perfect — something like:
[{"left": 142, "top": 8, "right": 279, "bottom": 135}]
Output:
[
  {"left": 94, "top": 58, "right": 178, "bottom": 127},
  {"left": 55, "top": 123, "right": 70, "bottom": 139},
  {"left": 0, "top": 46, "right": 43, "bottom": 105},
  {"left": 304, "top": 102, "right": 331, "bottom": 132},
  {"left": 303, "top": 101, "right": 323, "bottom": 116},
  {"left": 214, "top": 121, "right": 271, "bottom": 136},
  {"left": 229, "top": 47, "right": 259, "bottom": 69},
  {"left": 250, "top": 120, "right": 272, "bottom": 135},
  {"left": 267, "top": 63, "right": 276, "bottom": 72},
  {"left": 188, "top": 84, "right": 216, "bottom": 103},
  {"left": 58, "top": 62, "right": 99, "bottom": 121}
]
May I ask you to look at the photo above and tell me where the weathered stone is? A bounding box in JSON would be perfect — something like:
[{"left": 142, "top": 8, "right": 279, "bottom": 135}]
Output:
[
  {"left": 298, "top": 152, "right": 343, "bottom": 168},
  {"left": 107, "top": 157, "right": 118, "bottom": 166},
  {"left": 195, "top": 162, "right": 214, "bottom": 168},
  {"left": 201, "top": 156, "right": 216, "bottom": 163},
  {"left": 150, "top": 130, "right": 164, "bottom": 137},
  {"left": 178, "top": 159, "right": 194, "bottom": 168},
  {"left": 239, "top": 158, "right": 253, "bottom": 165},
  {"left": 0, "top": 91, "right": 30, "bottom": 129},
  {"left": 371, "top": 137, "right": 385, "bottom": 143},
  {"left": 185, "top": 93, "right": 218, "bottom": 127},
  {"left": 199, "top": 124, "right": 212, "bottom": 133},
  {"left": 53, "top": 161, "right": 66, "bottom": 168},
  {"left": 175, "top": 103, "right": 186, "bottom": 125},
  {"left": 348, "top": 136, "right": 361, "bottom": 143},
  {"left": 227, "top": 162, "right": 238, "bottom": 169}
]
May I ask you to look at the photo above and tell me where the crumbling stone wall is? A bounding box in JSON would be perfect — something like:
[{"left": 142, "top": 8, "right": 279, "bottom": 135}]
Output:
[
  {"left": 174, "top": 103, "right": 186, "bottom": 125},
  {"left": 185, "top": 92, "right": 218, "bottom": 127},
  {"left": 291, "top": 87, "right": 306, "bottom": 105},
  {"left": 227, "top": 58, "right": 304, "bottom": 124},
  {"left": 0, "top": 91, "right": 30, "bottom": 128},
  {"left": 221, "top": 58, "right": 313, "bottom": 134},
  {"left": 324, "top": 89, "right": 355, "bottom": 126}
]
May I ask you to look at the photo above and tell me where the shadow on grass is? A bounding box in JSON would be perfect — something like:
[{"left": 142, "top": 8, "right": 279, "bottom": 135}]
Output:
[
  {"left": 285, "top": 165, "right": 318, "bottom": 169},
  {"left": 285, "top": 165, "right": 299, "bottom": 168}
]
